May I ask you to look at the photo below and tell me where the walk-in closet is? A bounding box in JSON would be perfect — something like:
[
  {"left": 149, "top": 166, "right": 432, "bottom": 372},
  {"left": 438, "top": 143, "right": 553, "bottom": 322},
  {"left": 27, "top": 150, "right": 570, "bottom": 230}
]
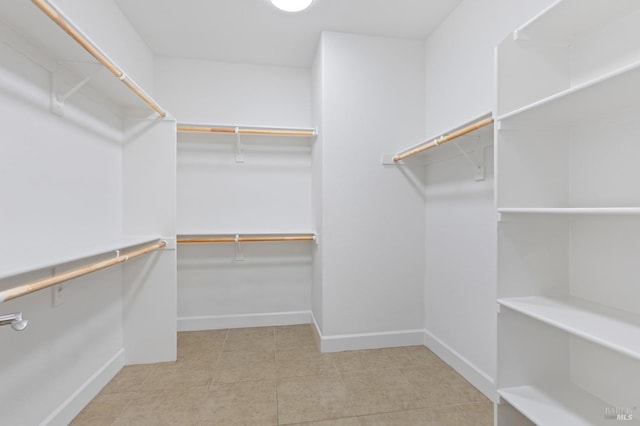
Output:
[{"left": 1, "top": 0, "right": 638, "bottom": 425}]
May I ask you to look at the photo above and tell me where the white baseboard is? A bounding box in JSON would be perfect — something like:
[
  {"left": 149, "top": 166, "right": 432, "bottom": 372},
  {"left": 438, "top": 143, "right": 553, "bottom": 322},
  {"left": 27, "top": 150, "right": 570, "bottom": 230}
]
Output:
[
  {"left": 177, "top": 311, "right": 312, "bottom": 331},
  {"left": 42, "top": 348, "right": 125, "bottom": 426},
  {"left": 310, "top": 313, "right": 424, "bottom": 353},
  {"left": 423, "top": 329, "right": 497, "bottom": 402}
]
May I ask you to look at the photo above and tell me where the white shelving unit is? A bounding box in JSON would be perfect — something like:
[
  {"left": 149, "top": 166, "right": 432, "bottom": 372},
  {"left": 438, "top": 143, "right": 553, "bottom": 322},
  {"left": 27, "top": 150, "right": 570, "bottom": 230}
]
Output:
[{"left": 495, "top": 1, "right": 640, "bottom": 424}]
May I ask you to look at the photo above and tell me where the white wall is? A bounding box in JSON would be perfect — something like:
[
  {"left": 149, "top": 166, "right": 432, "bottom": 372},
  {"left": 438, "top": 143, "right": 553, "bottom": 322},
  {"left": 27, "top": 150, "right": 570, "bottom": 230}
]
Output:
[
  {"left": 122, "top": 117, "right": 177, "bottom": 364},
  {"left": 156, "top": 58, "right": 314, "bottom": 330},
  {"left": 156, "top": 57, "right": 310, "bottom": 127},
  {"left": 0, "top": 2, "right": 173, "bottom": 424},
  {"left": 422, "top": 0, "right": 555, "bottom": 401},
  {"left": 311, "top": 39, "right": 325, "bottom": 334},
  {"left": 313, "top": 32, "right": 427, "bottom": 351},
  {"left": 424, "top": 0, "right": 555, "bottom": 135}
]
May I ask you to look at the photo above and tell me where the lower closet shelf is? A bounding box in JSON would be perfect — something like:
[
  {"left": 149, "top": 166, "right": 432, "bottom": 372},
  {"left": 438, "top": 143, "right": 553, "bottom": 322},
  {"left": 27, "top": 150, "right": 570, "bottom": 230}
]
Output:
[
  {"left": 498, "top": 383, "right": 632, "bottom": 426},
  {"left": 498, "top": 296, "right": 640, "bottom": 360}
]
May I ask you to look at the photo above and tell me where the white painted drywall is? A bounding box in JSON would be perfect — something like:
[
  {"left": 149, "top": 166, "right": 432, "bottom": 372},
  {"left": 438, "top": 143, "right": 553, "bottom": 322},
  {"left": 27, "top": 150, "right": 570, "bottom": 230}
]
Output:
[
  {"left": 313, "top": 32, "right": 426, "bottom": 349},
  {"left": 122, "top": 117, "right": 177, "bottom": 364},
  {"left": 422, "top": 0, "right": 556, "bottom": 399},
  {"left": 156, "top": 58, "right": 313, "bottom": 330}
]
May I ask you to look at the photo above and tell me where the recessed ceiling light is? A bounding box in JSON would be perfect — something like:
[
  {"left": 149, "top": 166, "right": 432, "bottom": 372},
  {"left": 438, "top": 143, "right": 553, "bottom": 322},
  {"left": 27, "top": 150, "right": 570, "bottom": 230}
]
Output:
[{"left": 270, "top": 0, "right": 313, "bottom": 12}]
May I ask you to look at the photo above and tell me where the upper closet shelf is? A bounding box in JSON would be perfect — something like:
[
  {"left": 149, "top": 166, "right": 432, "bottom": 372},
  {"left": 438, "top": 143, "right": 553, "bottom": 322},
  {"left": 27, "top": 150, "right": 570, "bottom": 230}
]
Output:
[
  {"left": 0, "top": 0, "right": 167, "bottom": 117},
  {"left": 0, "top": 236, "right": 163, "bottom": 282},
  {"left": 498, "top": 59, "right": 640, "bottom": 127},
  {"left": 382, "top": 114, "right": 492, "bottom": 180},
  {"left": 514, "top": 0, "right": 639, "bottom": 42},
  {"left": 177, "top": 233, "right": 316, "bottom": 244},
  {"left": 178, "top": 123, "right": 317, "bottom": 138}
]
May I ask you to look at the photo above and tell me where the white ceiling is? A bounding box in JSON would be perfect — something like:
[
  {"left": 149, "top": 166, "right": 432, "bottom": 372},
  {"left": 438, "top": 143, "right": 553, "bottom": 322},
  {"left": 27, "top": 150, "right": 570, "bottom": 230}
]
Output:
[{"left": 114, "top": 0, "right": 463, "bottom": 68}]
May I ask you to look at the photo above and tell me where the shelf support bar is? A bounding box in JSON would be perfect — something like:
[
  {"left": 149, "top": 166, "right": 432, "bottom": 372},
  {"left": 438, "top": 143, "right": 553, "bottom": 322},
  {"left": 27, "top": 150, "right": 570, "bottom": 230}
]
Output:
[
  {"left": 452, "top": 140, "right": 485, "bottom": 181},
  {"left": 51, "top": 66, "right": 103, "bottom": 117}
]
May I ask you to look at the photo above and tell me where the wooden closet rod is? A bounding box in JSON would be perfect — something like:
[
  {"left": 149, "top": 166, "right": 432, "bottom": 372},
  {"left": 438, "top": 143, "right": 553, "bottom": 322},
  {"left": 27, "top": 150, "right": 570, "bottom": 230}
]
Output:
[
  {"left": 177, "top": 125, "right": 316, "bottom": 137},
  {"left": 31, "top": 0, "right": 167, "bottom": 118},
  {"left": 178, "top": 235, "right": 316, "bottom": 244},
  {"left": 0, "top": 241, "right": 166, "bottom": 304},
  {"left": 393, "top": 117, "right": 493, "bottom": 162}
]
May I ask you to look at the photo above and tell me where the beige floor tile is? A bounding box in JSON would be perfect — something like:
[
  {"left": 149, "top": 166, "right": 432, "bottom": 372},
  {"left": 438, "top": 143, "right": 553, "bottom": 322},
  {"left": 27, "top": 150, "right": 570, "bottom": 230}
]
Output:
[
  {"left": 340, "top": 368, "right": 427, "bottom": 416},
  {"left": 99, "top": 364, "right": 156, "bottom": 394},
  {"left": 276, "top": 346, "right": 337, "bottom": 378},
  {"left": 358, "top": 408, "right": 435, "bottom": 426},
  {"left": 327, "top": 349, "right": 395, "bottom": 373},
  {"left": 378, "top": 345, "right": 445, "bottom": 368},
  {"left": 401, "top": 364, "right": 488, "bottom": 407},
  {"left": 277, "top": 374, "right": 355, "bottom": 424},
  {"left": 358, "top": 402, "right": 493, "bottom": 426},
  {"left": 286, "top": 417, "right": 360, "bottom": 426},
  {"left": 70, "top": 392, "right": 136, "bottom": 426},
  {"left": 141, "top": 362, "right": 215, "bottom": 391},
  {"left": 70, "top": 326, "right": 494, "bottom": 425},
  {"left": 177, "top": 329, "right": 227, "bottom": 361},
  {"left": 200, "top": 380, "right": 277, "bottom": 425},
  {"left": 112, "top": 387, "right": 207, "bottom": 426},
  {"left": 213, "top": 350, "right": 276, "bottom": 383},
  {"left": 223, "top": 326, "right": 276, "bottom": 352},
  {"left": 275, "top": 324, "right": 317, "bottom": 350},
  {"left": 427, "top": 402, "right": 494, "bottom": 426}
]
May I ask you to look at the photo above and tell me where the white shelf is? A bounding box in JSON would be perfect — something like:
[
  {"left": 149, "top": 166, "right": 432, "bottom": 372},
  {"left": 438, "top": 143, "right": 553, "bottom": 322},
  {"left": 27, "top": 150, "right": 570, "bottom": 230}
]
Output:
[
  {"left": 498, "top": 208, "right": 640, "bottom": 215},
  {"left": 177, "top": 231, "right": 315, "bottom": 237},
  {"left": 382, "top": 113, "right": 493, "bottom": 165},
  {"left": 498, "top": 296, "right": 640, "bottom": 361},
  {"left": 0, "top": 236, "right": 162, "bottom": 281},
  {"left": 497, "top": 60, "right": 640, "bottom": 126},
  {"left": 516, "top": 0, "right": 639, "bottom": 42},
  {"left": 177, "top": 123, "right": 316, "bottom": 137},
  {"left": 0, "top": 1, "right": 163, "bottom": 115},
  {"left": 499, "top": 382, "right": 633, "bottom": 425}
]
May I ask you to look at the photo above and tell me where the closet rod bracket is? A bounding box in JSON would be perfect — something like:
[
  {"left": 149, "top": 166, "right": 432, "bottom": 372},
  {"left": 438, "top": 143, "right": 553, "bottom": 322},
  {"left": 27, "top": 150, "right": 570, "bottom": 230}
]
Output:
[
  {"left": 235, "top": 127, "right": 244, "bottom": 163},
  {"left": 234, "top": 234, "right": 245, "bottom": 261}
]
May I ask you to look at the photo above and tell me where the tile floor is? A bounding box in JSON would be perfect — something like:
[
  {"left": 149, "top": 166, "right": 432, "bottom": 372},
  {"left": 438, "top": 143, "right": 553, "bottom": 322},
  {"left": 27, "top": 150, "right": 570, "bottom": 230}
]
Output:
[{"left": 71, "top": 325, "right": 493, "bottom": 425}]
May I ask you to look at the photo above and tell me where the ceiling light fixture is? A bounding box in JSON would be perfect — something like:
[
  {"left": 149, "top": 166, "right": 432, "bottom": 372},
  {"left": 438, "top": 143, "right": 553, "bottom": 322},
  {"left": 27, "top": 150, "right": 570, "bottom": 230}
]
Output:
[{"left": 270, "top": 0, "right": 313, "bottom": 12}]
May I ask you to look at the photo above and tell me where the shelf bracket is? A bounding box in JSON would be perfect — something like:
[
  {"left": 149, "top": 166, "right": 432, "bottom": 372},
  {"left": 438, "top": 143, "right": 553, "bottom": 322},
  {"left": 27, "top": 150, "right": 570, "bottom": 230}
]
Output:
[
  {"left": 452, "top": 140, "right": 485, "bottom": 181},
  {"left": 234, "top": 234, "right": 245, "bottom": 261},
  {"left": 235, "top": 127, "right": 244, "bottom": 163},
  {"left": 51, "top": 67, "right": 103, "bottom": 117},
  {"left": 51, "top": 267, "right": 70, "bottom": 307}
]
